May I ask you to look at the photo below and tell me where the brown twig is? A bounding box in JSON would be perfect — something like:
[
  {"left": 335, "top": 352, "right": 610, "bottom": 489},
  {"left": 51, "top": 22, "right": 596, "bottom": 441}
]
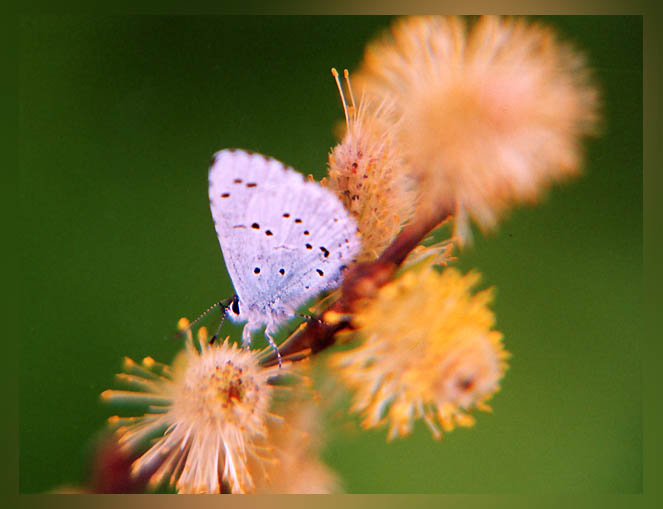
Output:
[{"left": 263, "top": 205, "right": 453, "bottom": 366}]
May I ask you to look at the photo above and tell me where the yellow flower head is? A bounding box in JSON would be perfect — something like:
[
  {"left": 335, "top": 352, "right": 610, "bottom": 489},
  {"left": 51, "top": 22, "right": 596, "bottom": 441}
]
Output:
[
  {"left": 251, "top": 399, "right": 341, "bottom": 493},
  {"left": 331, "top": 265, "right": 508, "bottom": 440},
  {"left": 355, "top": 15, "right": 599, "bottom": 241},
  {"left": 101, "top": 320, "right": 291, "bottom": 493},
  {"left": 324, "top": 68, "right": 415, "bottom": 261}
]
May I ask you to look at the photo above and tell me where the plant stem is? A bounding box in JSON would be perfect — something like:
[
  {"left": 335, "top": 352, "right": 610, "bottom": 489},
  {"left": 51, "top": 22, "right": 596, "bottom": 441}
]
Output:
[{"left": 264, "top": 205, "right": 453, "bottom": 366}]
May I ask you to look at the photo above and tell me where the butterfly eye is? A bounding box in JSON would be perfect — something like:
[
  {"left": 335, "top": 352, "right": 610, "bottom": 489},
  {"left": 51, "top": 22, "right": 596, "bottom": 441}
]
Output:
[{"left": 231, "top": 299, "right": 240, "bottom": 315}]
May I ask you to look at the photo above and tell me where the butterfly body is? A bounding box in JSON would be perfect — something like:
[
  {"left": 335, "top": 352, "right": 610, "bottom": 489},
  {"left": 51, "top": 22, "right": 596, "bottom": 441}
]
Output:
[{"left": 208, "top": 149, "right": 360, "bottom": 350}]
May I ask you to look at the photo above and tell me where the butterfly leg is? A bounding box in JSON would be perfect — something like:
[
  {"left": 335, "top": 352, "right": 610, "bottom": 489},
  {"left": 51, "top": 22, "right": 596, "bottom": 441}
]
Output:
[
  {"left": 296, "top": 313, "right": 323, "bottom": 326},
  {"left": 241, "top": 324, "right": 253, "bottom": 349},
  {"left": 264, "top": 323, "right": 283, "bottom": 368}
]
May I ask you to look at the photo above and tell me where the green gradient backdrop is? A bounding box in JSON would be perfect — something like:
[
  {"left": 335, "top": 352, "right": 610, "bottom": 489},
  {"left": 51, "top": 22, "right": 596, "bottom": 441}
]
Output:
[{"left": 19, "top": 16, "right": 641, "bottom": 493}]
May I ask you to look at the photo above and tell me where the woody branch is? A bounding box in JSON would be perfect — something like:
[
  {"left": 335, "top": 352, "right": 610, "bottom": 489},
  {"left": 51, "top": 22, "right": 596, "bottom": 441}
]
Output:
[{"left": 263, "top": 204, "right": 454, "bottom": 366}]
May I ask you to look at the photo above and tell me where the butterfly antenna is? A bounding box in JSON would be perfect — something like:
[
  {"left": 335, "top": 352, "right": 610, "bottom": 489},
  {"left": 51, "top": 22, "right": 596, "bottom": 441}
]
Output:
[
  {"left": 175, "top": 298, "right": 231, "bottom": 340},
  {"left": 208, "top": 315, "right": 226, "bottom": 346},
  {"left": 331, "top": 68, "right": 350, "bottom": 127}
]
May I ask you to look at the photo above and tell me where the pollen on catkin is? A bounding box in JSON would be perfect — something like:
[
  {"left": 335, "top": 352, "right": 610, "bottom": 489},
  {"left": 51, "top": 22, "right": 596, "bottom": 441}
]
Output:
[
  {"left": 354, "top": 15, "right": 600, "bottom": 242},
  {"left": 101, "top": 320, "right": 291, "bottom": 494},
  {"left": 324, "top": 68, "right": 415, "bottom": 262},
  {"left": 330, "top": 264, "right": 509, "bottom": 440}
]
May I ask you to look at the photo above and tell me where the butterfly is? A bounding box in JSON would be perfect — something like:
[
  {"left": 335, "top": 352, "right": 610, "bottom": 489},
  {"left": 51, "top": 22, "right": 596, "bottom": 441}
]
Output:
[{"left": 208, "top": 149, "right": 360, "bottom": 362}]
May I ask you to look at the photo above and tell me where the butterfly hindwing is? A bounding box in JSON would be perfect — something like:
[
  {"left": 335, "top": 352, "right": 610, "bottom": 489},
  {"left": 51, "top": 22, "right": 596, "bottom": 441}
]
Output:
[{"left": 208, "top": 149, "right": 360, "bottom": 328}]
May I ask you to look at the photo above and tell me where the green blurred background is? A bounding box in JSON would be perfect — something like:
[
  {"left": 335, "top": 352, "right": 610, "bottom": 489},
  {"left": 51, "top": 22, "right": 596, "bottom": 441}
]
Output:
[{"left": 19, "top": 16, "right": 641, "bottom": 493}]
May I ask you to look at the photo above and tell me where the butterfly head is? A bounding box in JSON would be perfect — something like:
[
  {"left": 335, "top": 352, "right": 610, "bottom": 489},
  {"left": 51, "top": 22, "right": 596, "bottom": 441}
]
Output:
[{"left": 226, "top": 294, "right": 245, "bottom": 323}]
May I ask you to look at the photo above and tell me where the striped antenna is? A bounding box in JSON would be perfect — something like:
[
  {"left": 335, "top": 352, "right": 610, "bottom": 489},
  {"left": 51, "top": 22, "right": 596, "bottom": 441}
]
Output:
[{"left": 175, "top": 297, "right": 234, "bottom": 341}]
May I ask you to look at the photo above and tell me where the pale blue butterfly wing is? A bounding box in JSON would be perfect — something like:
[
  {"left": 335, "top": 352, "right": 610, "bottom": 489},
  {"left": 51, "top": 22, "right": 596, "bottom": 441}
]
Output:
[{"left": 208, "top": 149, "right": 360, "bottom": 350}]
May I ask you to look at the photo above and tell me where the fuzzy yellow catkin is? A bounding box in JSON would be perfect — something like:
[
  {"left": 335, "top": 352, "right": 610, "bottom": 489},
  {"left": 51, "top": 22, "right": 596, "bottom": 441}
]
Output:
[
  {"left": 249, "top": 399, "right": 342, "bottom": 493},
  {"left": 102, "top": 322, "right": 291, "bottom": 494},
  {"left": 353, "top": 15, "right": 599, "bottom": 242},
  {"left": 324, "top": 69, "right": 415, "bottom": 262},
  {"left": 330, "top": 263, "right": 509, "bottom": 440}
]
